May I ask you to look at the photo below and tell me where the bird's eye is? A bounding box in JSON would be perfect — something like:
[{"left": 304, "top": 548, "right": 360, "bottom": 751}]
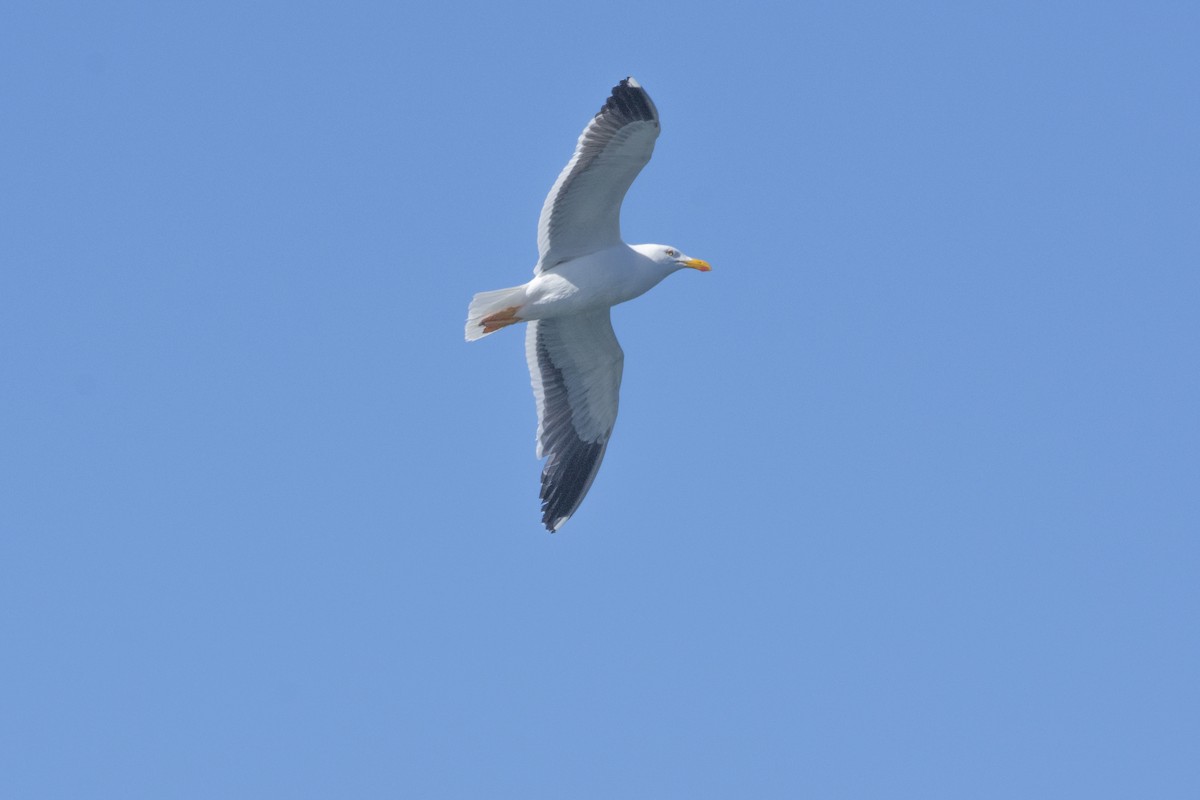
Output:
[{"left": 666, "top": 248, "right": 679, "bottom": 258}]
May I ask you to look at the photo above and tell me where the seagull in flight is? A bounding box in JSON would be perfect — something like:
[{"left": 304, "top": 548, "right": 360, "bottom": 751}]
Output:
[{"left": 465, "top": 77, "right": 711, "bottom": 532}]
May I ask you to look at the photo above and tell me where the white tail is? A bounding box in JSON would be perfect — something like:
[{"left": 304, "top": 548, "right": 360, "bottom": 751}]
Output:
[{"left": 465, "top": 284, "right": 528, "bottom": 341}]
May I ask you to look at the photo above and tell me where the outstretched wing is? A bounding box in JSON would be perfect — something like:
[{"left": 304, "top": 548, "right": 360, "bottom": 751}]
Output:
[
  {"left": 535, "top": 77, "right": 660, "bottom": 273},
  {"left": 525, "top": 311, "right": 624, "bottom": 532}
]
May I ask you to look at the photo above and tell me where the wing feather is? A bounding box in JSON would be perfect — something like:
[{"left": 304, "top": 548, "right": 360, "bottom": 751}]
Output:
[
  {"left": 535, "top": 77, "right": 660, "bottom": 273},
  {"left": 525, "top": 311, "right": 624, "bottom": 532}
]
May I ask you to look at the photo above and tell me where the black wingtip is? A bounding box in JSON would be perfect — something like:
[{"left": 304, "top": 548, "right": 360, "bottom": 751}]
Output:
[
  {"left": 598, "top": 76, "right": 657, "bottom": 124},
  {"left": 538, "top": 438, "right": 604, "bottom": 534}
]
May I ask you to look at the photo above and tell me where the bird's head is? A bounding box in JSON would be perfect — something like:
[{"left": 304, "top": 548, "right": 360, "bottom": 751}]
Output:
[{"left": 633, "top": 244, "right": 712, "bottom": 274}]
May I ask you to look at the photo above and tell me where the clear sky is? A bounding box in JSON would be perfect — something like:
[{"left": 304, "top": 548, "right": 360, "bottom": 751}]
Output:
[{"left": 2, "top": 1, "right": 1197, "bottom": 797}]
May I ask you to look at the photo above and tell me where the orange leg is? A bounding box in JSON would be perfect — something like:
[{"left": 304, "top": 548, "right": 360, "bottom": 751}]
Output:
[{"left": 480, "top": 305, "right": 523, "bottom": 334}]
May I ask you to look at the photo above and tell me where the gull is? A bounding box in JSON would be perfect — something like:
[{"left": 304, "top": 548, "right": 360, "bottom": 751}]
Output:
[{"left": 465, "top": 77, "right": 710, "bottom": 532}]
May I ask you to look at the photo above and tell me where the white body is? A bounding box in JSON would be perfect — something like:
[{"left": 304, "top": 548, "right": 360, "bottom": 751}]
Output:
[{"left": 519, "top": 244, "right": 676, "bottom": 321}]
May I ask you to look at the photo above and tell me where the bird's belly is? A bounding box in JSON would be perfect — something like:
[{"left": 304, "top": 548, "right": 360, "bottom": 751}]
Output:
[
  {"left": 521, "top": 255, "right": 644, "bottom": 320},
  {"left": 520, "top": 278, "right": 606, "bottom": 320}
]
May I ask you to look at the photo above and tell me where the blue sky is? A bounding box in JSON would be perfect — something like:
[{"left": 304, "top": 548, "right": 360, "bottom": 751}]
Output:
[{"left": 2, "top": 1, "right": 1197, "bottom": 797}]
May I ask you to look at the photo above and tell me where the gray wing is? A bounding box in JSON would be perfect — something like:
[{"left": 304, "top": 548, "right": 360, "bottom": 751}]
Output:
[
  {"left": 535, "top": 77, "right": 660, "bottom": 273},
  {"left": 525, "top": 311, "right": 624, "bottom": 532}
]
